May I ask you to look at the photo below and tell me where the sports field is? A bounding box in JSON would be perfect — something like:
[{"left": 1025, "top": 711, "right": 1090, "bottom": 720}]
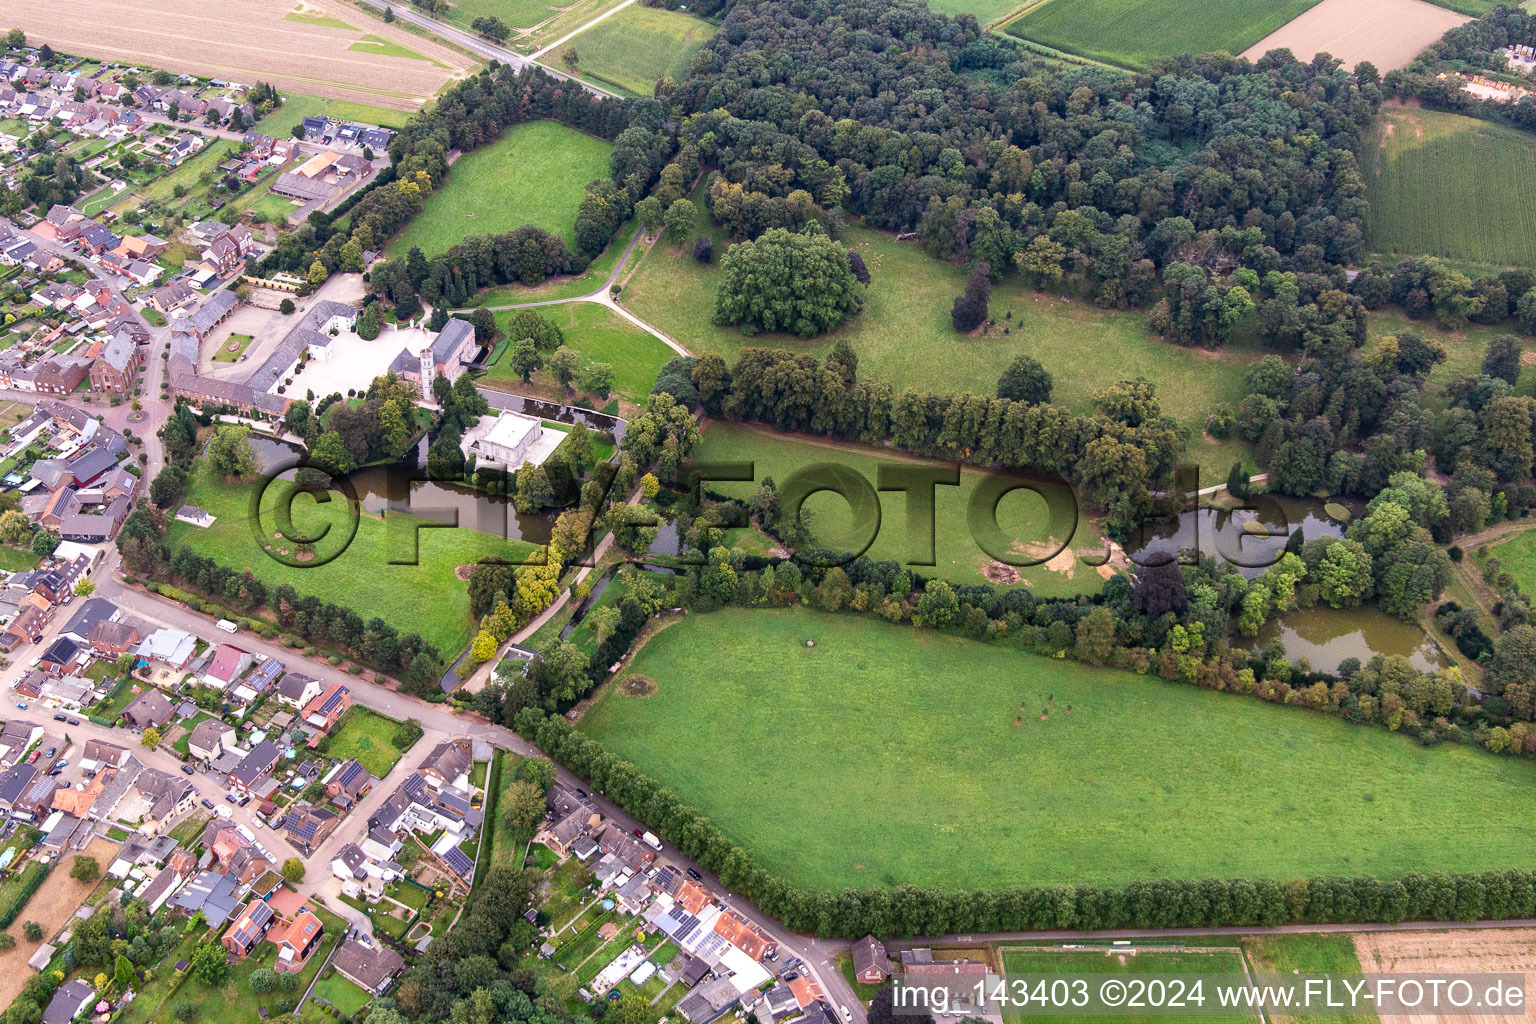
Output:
[
  {"left": 1003, "top": 0, "right": 1321, "bottom": 70},
  {"left": 692, "top": 421, "right": 1107, "bottom": 596},
  {"left": 565, "top": 5, "right": 715, "bottom": 95},
  {"left": 487, "top": 301, "right": 676, "bottom": 403},
  {"left": 582, "top": 608, "right": 1536, "bottom": 891},
  {"left": 622, "top": 206, "right": 1258, "bottom": 477},
  {"left": 1365, "top": 107, "right": 1536, "bottom": 268},
  {"left": 165, "top": 458, "right": 538, "bottom": 657},
  {"left": 389, "top": 120, "right": 612, "bottom": 257},
  {"left": 999, "top": 948, "right": 1256, "bottom": 1024}
]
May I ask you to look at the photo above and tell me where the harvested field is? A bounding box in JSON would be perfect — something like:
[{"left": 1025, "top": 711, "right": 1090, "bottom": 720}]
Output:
[
  {"left": 0, "top": 838, "right": 118, "bottom": 1008},
  {"left": 1352, "top": 928, "right": 1536, "bottom": 1023},
  {"left": 0, "top": 0, "right": 471, "bottom": 110},
  {"left": 1241, "top": 0, "right": 1470, "bottom": 71}
]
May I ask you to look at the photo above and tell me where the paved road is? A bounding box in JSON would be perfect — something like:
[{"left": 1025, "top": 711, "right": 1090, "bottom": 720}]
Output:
[{"left": 351, "top": 0, "right": 622, "bottom": 99}]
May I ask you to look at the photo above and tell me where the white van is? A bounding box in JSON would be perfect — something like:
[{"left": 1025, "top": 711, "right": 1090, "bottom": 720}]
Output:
[
  {"left": 641, "top": 831, "right": 663, "bottom": 852},
  {"left": 215, "top": 619, "right": 238, "bottom": 634}
]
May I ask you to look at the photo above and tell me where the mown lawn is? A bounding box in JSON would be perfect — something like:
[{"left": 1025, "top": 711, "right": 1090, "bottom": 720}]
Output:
[
  {"left": 1003, "top": 0, "right": 1322, "bottom": 69},
  {"left": 389, "top": 120, "right": 612, "bottom": 256},
  {"left": 620, "top": 209, "right": 1258, "bottom": 478},
  {"left": 999, "top": 948, "right": 1255, "bottom": 1024},
  {"left": 565, "top": 5, "right": 715, "bottom": 95},
  {"left": 310, "top": 972, "right": 374, "bottom": 1017},
  {"left": 486, "top": 302, "right": 675, "bottom": 403},
  {"left": 582, "top": 608, "right": 1536, "bottom": 891},
  {"left": 692, "top": 421, "right": 1106, "bottom": 596},
  {"left": 326, "top": 706, "right": 413, "bottom": 777},
  {"left": 164, "top": 458, "right": 538, "bottom": 657},
  {"left": 1365, "top": 107, "right": 1536, "bottom": 269}
]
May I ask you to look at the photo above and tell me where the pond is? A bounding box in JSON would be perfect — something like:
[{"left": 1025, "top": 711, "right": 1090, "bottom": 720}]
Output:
[
  {"left": 1255, "top": 605, "right": 1451, "bottom": 675},
  {"left": 246, "top": 434, "right": 555, "bottom": 547},
  {"left": 1123, "top": 495, "right": 1356, "bottom": 579}
]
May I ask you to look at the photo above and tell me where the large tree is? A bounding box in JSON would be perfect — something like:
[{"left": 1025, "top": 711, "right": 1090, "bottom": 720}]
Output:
[
  {"left": 206, "top": 425, "right": 258, "bottom": 478},
  {"left": 713, "top": 228, "right": 861, "bottom": 337}
]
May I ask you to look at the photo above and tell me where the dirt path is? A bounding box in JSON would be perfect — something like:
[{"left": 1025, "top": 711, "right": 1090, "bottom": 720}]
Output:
[{"left": 0, "top": 837, "right": 120, "bottom": 1008}]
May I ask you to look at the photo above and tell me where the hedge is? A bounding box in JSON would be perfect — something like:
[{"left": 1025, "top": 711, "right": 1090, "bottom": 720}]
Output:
[
  {"left": 0, "top": 861, "right": 51, "bottom": 929},
  {"left": 517, "top": 708, "right": 1536, "bottom": 937}
]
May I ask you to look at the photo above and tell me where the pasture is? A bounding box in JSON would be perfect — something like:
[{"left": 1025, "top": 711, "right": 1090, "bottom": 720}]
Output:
[
  {"left": 1240, "top": 0, "right": 1471, "bottom": 71},
  {"left": 621, "top": 209, "right": 1258, "bottom": 477},
  {"left": 582, "top": 608, "right": 1536, "bottom": 891},
  {"left": 0, "top": 0, "right": 468, "bottom": 110},
  {"left": 925, "top": 0, "right": 1034, "bottom": 25},
  {"left": 165, "top": 458, "right": 538, "bottom": 657},
  {"left": 1365, "top": 107, "right": 1536, "bottom": 268},
  {"left": 565, "top": 5, "right": 716, "bottom": 95},
  {"left": 388, "top": 120, "right": 612, "bottom": 257},
  {"left": 999, "top": 948, "right": 1256, "bottom": 1024},
  {"left": 443, "top": 0, "right": 566, "bottom": 30},
  {"left": 486, "top": 301, "right": 676, "bottom": 404},
  {"left": 1002, "top": 0, "right": 1322, "bottom": 70},
  {"left": 691, "top": 421, "right": 1108, "bottom": 596}
]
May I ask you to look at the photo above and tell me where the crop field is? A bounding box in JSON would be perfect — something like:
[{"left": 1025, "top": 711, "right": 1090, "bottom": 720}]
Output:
[
  {"left": 0, "top": 0, "right": 470, "bottom": 110},
  {"left": 565, "top": 5, "right": 715, "bottom": 95},
  {"left": 1003, "top": 0, "right": 1322, "bottom": 70},
  {"left": 1241, "top": 0, "right": 1471, "bottom": 71},
  {"left": 166, "top": 458, "right": 538, "bottom": 657},
  {"left": 583, "top": 608, "right": 1536, "bottom": 892},
  {"left": 389, "top": 120, "right": 612, "bottom": 257},
  {"left": 622, "top": 207, "right": 1258, "bottom": 477},
  {"left": 487, "top": 302, "right": 676, "bottom": 403},
  {"left": 999, "top": 948, "right": 1256, "bottom": 1024},
  {"left": 692, "top": 422, "right": 1108, "bottom": 596},
  {"left": 1365, "top": 107, "right": 1536, "bottom": 267}
]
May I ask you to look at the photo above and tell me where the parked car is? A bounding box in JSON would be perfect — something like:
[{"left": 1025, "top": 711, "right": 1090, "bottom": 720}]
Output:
[
  {"left": 26, "top": 751, "right": 38, "bottom": 763},
  {"left": 53, "top": 759, "right": 66, "bottom": 770},
  {"left": 67, "top": 718, "right": 79, "bottom": 726},
  {"left": 574, "top": 788, "right": 587, "bottom": 798},
  {"left": 180, "top": 764, "right": 196, "bottom": 775},
  {"left": 200, "top": 798, "right": 215, "bottom": 809},
  {"left": 632, "top": 828, "right": 643, "bottom": 838},
  {"left": 685, "top": 867, "right": 702, "bottom": 881},
  {"left": 14, "top": 703, "right": 24, "bottom": 710},
  {"left": 840, "top": 1008, "right": 852, "bottom": 1022},
  {"left": 224, "top": 793, "right": 236, "bottom": 803},
  {"left": 238, "top": 795, "right": 250, "bottom": 807},
  {"left": 45, "top": 747, "right": 55, "bottom": 758},
  {"left": 51, "top": 714, "right": 66, "bottom": 723}
]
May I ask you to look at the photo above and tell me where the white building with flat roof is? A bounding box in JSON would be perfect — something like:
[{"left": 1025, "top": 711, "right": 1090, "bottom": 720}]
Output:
[{"left": 465, "top": 410, "right": 546, "bottom": 469}]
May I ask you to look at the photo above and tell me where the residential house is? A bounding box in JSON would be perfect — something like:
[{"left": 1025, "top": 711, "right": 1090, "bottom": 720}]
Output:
[
  {"left": 79, "top": 739, "right": 131, "bottom": 771},
  {"left": 147, "top": 281, "right": 196, "bottom": 316},
  {"left": 89, "top": 619, "right": 141, "bottom": 659},
  {"left": 324, "top": 758, "right": 373, "bottom": 807},
  {"left": 187, "top": 718, "right": 235, "bottom": 762},
  {"left": 301, "top": 682, "right": 350, "bottom": 734},
  {"left": 203, "top": 643, "right": 253, "bottom": 690},
  {"left": 417, "top": 738, "right": 471, "bottom": 791},
  {"left": 37, "top": 635, "right": 86, "bottom": 677},
  {"left": 331, "top": 940, "right": 406, "bottom": 995},
  {"left": 121, "top": 688, "right": 175, "bottom": 730},
  {"left": 274, "top": 671, "right": 320, "bottom": 709},
  {"left": 137, "top": 627, "right": 196, "bottom": 669},
  {"left": 272, "top": 907, "right": 324, "bottom": 972},
  {"left": 283, "top": 801, "right": 339, "bottom": 854},
  {"left": 35, "top": 204, "right": 87, "bottom": 242},
  {"left": 203, "top": 822, "right": 272, "bottom": 884},
  {"left": 173, "top": 868, "right": 243, "bottom": 927},
  {"left": 230, "top": 656, "right": 282, "bottom": 703},
  {"left": 0, "top": 763, "right": 38, "bottom": 813},
  {"left": 227, "top": 740, "right": 280, "bottom": 795},
  {"left": 60, "top": 596, "right": 119, "bottom": 645},
  {"left": 40, "top": 979, "right": 94, "bottom": 1024},
  {"left": 222, "top": 899, "right": 275, "bottom": 957}
]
